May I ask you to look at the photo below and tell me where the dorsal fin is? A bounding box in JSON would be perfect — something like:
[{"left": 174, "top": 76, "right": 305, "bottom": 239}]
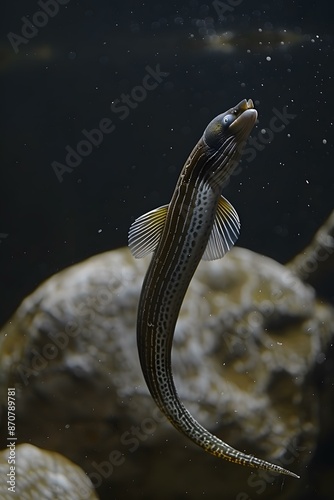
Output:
[
  {"left": 202, "top": 195, "right": 240, "bottom": 261},
  {"left": 128, "top": 204, "right": 169, "bottom": 258}
]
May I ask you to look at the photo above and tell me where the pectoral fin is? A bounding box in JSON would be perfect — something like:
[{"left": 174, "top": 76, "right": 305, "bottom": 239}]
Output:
[
  {"left": 128, "top": 204, "right": 169, "bottom": 258},
  {"left": 202, "top": 196, "right": 240, "bottom": 261}
]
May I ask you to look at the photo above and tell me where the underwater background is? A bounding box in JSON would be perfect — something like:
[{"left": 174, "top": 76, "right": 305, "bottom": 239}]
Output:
[{"left": 1, "top": 0, "right": 334, "bottom": 498}]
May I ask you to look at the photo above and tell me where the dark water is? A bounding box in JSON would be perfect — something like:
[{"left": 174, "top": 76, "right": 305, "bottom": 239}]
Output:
[{"left": 1, "top": 0, "right": 333, "bottom": 498}]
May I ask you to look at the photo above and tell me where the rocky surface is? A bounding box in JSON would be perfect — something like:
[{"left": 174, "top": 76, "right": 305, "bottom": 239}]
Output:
[
  {"left": 0, "top": 443, "right": 98, "bottom": 499},
  {"left": 0, "top": 246, "right": 333, "bottom": 499}
]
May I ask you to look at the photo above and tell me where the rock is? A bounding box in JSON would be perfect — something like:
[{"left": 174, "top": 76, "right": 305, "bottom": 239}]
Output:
[
  {"left": 287, "top": 210, "right": 334, "bottom": 298},
  {"left": 0, "top": 443, "right": 98, "bottom": 499},
  {"left": 0, "top": 246, "right": 333, "bottom": 499}
]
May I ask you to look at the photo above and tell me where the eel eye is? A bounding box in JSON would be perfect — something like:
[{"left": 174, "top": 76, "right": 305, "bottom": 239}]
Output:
[
  {"left": 222, "top": 114, "right": 235, "bottom": 128},
  {"left": 203, "top": 113, "right": 236, "bottom": 148}
]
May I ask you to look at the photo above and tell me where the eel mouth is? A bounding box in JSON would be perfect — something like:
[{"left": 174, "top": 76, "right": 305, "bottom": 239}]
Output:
[{"left": 229, "top": 99, "right": 258, "bottom": 138}]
